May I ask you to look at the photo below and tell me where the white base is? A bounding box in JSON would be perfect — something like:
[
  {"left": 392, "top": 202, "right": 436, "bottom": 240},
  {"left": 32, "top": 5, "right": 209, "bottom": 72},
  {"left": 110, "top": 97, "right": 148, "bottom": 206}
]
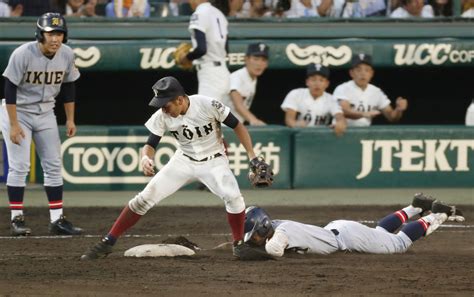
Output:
[{"left": 124, "top": 244, "right": 195, "bottom": 258}]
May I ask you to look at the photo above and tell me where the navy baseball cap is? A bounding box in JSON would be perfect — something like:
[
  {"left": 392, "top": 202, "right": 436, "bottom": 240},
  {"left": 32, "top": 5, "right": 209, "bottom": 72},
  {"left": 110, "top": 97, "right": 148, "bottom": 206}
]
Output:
[
  {"left": 306, "top": 63, "right": 330, "bottom": 79},
  {"left": 246, "top": 43, "right": 269, "bottom": 58},
  {"left": 351, "top": 53, "right": 373, "bottom": 68},
  {"left": 149, "top": 76, "right": 186, "bottom": 109}
]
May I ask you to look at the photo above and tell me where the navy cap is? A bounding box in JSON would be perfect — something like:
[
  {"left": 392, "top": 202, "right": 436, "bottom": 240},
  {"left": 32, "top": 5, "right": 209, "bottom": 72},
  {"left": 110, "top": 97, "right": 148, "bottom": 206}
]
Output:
[
  {"left": 351, "top": 53, "right": 373, "bottom": 68},
  {"left": 149, "top": 76, "right": 186, "bottom": 109},
  {"left": 246, "top": 43, "right": 269, "bottom": 58},
  {"left": 306, "top": 63, "right": 330, "bottom": 79}
]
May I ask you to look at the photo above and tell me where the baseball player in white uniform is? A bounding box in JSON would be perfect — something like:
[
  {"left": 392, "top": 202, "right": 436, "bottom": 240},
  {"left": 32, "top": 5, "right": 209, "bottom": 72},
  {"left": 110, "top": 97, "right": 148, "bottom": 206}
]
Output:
[
  {"left": 1, "top": 13, "right": 82, "bottom": 236},
  {"left": 81, "top": 76, "right": 262, "bottom": 260},
  {"left": 333, "top": 54, "right": 408, "bottom": 127},
  {"left": 221, "top": 43, "right": 269, "bottom": 126},
  {"left": 179, "top": 0, "right": 230, "bottom": 100},
  {"left": 281, "top": 63, "right": 346, "bottom": 136},
  {"left": 243, "top": 194, "right": 465, "bottom": 257}
]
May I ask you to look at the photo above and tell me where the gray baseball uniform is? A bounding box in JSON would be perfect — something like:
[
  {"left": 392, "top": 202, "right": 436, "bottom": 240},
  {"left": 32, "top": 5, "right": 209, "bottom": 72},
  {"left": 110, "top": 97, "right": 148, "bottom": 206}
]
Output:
[
  {"left": 1, "top": 41, "right": 80, "bottom": 187},
  {"left": 266, "top": 219, "right": 412, "bottom": 256}
]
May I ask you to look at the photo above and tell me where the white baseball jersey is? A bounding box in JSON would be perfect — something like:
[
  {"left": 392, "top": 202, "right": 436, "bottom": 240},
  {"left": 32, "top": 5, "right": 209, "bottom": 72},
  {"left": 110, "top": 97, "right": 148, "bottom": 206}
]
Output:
[
  {"left": 285, "top": 0, "right": 322, "bottom": 17},
  {"left": 128, "top": 94, "right": 244, "bottom": 216},
  {"left": 333, "top": 80, "right": 391, "bottom": 127},
  {"left": 2, "top": 41, "right": 80, "bottom": 114},
  {"left": 390, "top": 5, "right": 434, "bottom": 18},
  {"left": 188, "top": 2, "right": 228, "bottom": 64},
  {"left": 264, "top": 219, "right": 413, "bottom": 257},
  {"left": 221, "top": 67, "right": 257, "bottom": 123},
  {"left": 280, "top": 89, "right": 342, "bottom": 126},
  {"left": 145, "top": 95, "right": 228, "bottom": 161}
]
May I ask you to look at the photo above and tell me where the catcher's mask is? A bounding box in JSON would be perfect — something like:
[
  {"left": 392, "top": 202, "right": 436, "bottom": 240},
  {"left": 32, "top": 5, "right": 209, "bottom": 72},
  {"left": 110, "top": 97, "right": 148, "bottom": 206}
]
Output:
[
  {"left": 36, "top": 12, "right": 68, "bottom": 43},
  {"left": 244, "top": 206, "right": 273, "bottom": 244},
  {"left": 149, "top": 76, "right": 186, "bottom": 109}
]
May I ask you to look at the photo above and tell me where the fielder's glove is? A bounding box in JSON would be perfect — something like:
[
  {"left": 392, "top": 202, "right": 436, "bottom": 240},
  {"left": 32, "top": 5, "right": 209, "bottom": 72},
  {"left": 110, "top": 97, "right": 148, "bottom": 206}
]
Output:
[
  {"left": 233, "top": 241, "right": 274, "bottom": 261},
  {"left": 173, "top": 42, "right": 193, "bottom": 70},
  {"left": 248, "top": 156, "right": 274, "bottom": 188}
]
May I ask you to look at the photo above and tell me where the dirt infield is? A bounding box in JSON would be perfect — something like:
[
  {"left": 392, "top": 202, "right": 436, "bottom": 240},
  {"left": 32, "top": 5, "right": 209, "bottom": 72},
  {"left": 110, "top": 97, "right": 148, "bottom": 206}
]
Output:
[{"left": 0, "top": 205, "right": 473, "bottom": 296}]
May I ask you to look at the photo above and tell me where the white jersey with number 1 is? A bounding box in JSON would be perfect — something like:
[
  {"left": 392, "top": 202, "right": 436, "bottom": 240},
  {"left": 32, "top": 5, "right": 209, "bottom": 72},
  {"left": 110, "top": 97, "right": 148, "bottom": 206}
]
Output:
[{"left": 188, "top": 2, "right": 230, "bottom": 100}]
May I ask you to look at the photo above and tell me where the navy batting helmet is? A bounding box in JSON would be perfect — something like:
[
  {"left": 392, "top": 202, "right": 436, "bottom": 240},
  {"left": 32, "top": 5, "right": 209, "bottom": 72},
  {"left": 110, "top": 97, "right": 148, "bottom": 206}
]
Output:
[
  {"left": 35, "top": 13, "right": 68, "bottom": 43},
  {"left": 243, "top": 206, "right": 273, "bottom": 243}
]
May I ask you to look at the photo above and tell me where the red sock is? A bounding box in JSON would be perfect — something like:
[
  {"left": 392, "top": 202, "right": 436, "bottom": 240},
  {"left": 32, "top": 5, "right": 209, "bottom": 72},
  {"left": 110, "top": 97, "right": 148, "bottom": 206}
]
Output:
[
  {"left": 227, "top": 211, "right": 245, "bottom": 242},
  {"left": 108, "top": 205, "right": 142, "bottom": 239}
]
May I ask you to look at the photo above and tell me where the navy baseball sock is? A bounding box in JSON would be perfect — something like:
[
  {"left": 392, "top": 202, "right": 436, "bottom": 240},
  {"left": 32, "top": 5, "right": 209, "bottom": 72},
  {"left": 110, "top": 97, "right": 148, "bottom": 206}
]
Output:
[
  {"left": 377, "top": 210, "right": 408, "bottom": 233},
  {"left": 8, "top": 186, "right": 25, "bottom": 220},
  {"left": 45, "top": 185, "right": 64, "bottom": 222},
  {"left": 227, "top": 210, "right": 245, "bottom": 242},
  {"left": 400, "top": 219, "right": 428, "bottom": 242}
]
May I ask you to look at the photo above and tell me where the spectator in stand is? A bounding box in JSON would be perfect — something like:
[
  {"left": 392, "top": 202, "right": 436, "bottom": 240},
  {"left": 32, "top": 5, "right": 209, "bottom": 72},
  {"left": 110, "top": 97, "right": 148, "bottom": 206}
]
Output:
[
  {"left": 105, "top": 0, "right": 150, "bottom": 17},
  {"left": 429, "top": 0, "right": 452, "bottom": 16},
  {"left": 390, "top": 0, "right": 434, "bottom": 17},
  {"left": 0, "top": 0, "right": 11, "bottom": 16},
  {"left": 5, "top": 0, "right": 52, "bottom": 16},
  {"left": 55, "top": 0, "right": 98, "bottom": 17},
  {"left": 284, "top": 0, "right": 333, "bottom": 17},
  {"left": 330, "top": 0, "right": 387, "bottom": 17},
  {"left": 228, "top": 0, "right": 244, "bottom": 15},
  {"left": 237, "top": 0, "right": 272, "bottom": 17},
  {"left": 461, "top": 0, "right": 474, "bottom": 17}
]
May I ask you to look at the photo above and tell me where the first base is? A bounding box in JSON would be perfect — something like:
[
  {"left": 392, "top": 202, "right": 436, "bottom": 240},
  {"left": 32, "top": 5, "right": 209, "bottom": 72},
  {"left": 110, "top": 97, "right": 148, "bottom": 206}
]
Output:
[{"left": 124, "top": 244, "right": 196, "bottom": 258}]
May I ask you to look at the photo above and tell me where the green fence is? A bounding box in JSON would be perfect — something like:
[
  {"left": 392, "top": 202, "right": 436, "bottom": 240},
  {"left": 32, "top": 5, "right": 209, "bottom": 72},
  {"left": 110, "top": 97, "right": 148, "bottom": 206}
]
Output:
[
  {"left": 293, "top": 126, "right": 474, "bottom": 188},
  {"left": 29, "top": 125, "right": 474, "bottom": 190},
  {"left": 1, "top": 18, "right": 473, "bottom": 71}
]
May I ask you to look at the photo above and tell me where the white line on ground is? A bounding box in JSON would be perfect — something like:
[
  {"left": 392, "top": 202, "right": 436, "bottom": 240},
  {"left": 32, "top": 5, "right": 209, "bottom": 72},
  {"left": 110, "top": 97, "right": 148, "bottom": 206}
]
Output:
[{"left": 0, "top": 223, "right": 472, "bottom": 240}]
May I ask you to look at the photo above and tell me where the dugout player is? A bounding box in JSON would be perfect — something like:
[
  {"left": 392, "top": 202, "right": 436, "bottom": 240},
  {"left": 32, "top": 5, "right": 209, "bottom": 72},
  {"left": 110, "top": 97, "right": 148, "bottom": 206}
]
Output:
[
  {"left": 333, "top": 53, "right": 408, "bottom": 127},
  {"left": 81, "top": 76, "right": 266, "bottom": 260},
  {"left": 221, "top": 43, "right": 269, "bottom": 126},
  {"left": 281, "top": 63, "right": 346, "bottom": 136},
  {"left": 244, "top": 194, "right": 464, "bottom": 257},
  {"left": 178, "top": 0, "right": 231, "bottom": 100},
  {"left": 1, "top": 13, "right": 82, "bottom": 236}
]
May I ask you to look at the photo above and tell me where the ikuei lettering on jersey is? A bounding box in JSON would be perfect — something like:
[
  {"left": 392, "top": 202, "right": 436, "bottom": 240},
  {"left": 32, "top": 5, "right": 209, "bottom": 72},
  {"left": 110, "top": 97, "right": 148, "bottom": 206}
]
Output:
[
  {"left": 356, "top": 139, "right": 474, "bottom": 179},
  {"left": 24, "top": 71, "right": 65, "bottom": 85}
]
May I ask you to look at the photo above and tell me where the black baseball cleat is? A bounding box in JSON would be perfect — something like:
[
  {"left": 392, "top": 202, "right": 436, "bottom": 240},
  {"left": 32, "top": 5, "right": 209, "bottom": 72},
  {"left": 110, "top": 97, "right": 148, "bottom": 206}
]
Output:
[
  {"left": 431, "top": 200, "right": 464, "bottom": 217},
  {"left": 81, "top": 239, "right": 113, "bottom": 260},
  {"left": 411, "top": 193, "right": 436, "bottom": 215},
  {"left": 232, "top": 240, "right": 245, "bottom": 258},
  {"left": 49, "top": 215, "right": 83, "bottom": 235},
  {"left": 11, "top": 215, "right": 32, "bottom": 236}
]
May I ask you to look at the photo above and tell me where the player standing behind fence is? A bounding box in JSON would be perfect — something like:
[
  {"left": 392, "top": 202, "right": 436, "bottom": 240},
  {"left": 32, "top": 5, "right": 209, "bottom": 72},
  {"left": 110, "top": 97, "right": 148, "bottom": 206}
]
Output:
[
  {"left": 177, "top": 0, "right": 230, "bottom": 100},
  {"left": 81, "top": 76, "right": 272, "bottom": 260},
  {"left": 221, "top": 43, "right": 269, "bottom": 126},
  {"left": 333, "top": 53, "right": 408, "bottom": 127},
  {"left": 1, "top": 12, "right": 82, "bottom": 236},
  {"left": 281, "top": 63, "right": 346, "bottom": 136}
]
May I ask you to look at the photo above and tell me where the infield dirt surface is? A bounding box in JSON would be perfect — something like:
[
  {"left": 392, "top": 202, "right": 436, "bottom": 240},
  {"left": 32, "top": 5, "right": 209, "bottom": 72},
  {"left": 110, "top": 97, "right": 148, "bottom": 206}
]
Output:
[{"left": 0, "top": 205, "right": 473, "bottom": 296}]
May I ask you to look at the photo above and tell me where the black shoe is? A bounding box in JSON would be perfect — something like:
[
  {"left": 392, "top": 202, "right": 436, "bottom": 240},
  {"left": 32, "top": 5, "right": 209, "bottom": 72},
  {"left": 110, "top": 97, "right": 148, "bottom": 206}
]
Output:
[
  {"left": 11, "top": 215, "right": 31, "bottom": 236},
  {"left": 411, "top": 193, "right": 436, "bottom": 215},
  {"left": 81, "top": 239, "right": 113, "bottom": 260},
  {"left": 431, "top": 200, "right": 463, "bottom": 217},
  {"left": 49, "top": 215, "right": 83, "bottom": 235},
  {"left": 232, "top": 240, "right": 244, "bottom": 258}
]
